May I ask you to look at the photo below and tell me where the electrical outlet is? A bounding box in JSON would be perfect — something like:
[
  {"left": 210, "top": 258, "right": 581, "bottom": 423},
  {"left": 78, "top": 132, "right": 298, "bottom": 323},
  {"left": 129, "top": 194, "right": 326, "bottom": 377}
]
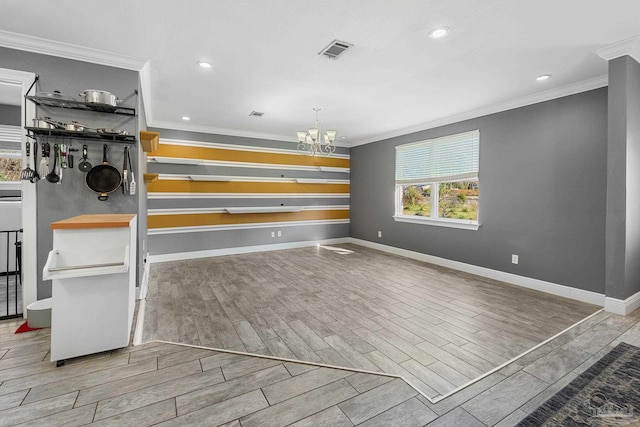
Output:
[
  {"left": 277, "top": 230, "right": 282, "bottom": 237},
  {"left": 378, "top": 231, "right": 382, "bottom": 238},
  {"left": 271, "top": 231, "right": 275, "bottom": 238},
  {"left": 512, "top": 254, "right": 519, "bottom": 264}
]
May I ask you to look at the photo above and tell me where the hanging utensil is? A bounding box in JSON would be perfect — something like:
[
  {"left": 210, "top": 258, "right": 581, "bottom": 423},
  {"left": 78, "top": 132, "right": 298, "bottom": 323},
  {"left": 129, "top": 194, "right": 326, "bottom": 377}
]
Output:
[
  {"left": 57, "top": 144, "right": 63, "bottom": 184},
  {"left": 61, "top": 144, "right": 68, "bottom": 169},
  {"left": 78, "top": 144, "right": 92, "bottom": 172},
  {"left": 20, "top": 141, "right": 36, "bottom": 181},
  {"left": 39, "top": 142, "right": 49, "bottom": 178},
  {"left": 45, "top": 144, "right": 60, "bottom": 183},
  {"left": 30, "top": 142, "right": 40, "bottom": 183},
  {"left": 122, "top": 146, "right": 129, "bottom": 195},
  {"left": 128, "top": 147, "right": 136, "bottom": 196}
]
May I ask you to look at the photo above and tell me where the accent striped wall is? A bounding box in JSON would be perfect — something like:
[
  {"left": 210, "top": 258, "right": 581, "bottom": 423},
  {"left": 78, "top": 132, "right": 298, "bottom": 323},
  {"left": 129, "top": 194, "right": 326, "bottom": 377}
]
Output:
[{"left": 146, "top": 130, "right": 350, "bottom": 256}]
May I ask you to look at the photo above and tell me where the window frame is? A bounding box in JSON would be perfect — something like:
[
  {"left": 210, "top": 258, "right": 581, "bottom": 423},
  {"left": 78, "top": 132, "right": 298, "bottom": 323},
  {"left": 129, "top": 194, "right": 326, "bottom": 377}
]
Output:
[
  {"left": 394, "top": 130, "right": 480, "bottom": 231},
  {"left": 393, "top": 180, "right": 480, "bottom": 230}
]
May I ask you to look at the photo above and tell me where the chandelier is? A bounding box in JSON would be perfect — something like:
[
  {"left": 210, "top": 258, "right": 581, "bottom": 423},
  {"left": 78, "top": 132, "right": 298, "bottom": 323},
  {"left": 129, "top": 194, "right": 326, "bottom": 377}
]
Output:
[{"left": 296, "top": 107, "right": 337, "bottom": 156}]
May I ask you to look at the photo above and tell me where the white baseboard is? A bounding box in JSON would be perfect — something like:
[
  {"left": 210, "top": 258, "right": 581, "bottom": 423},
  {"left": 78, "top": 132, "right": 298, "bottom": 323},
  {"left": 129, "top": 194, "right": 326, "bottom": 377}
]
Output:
[
  {"left": 604, "top": 291, "right": 640, "bottom": 315},
  {"left": 147, "top": 238, "right": 351, "bottom": 264},
  {"left": 349, "top": 238, "right": 606, "bottom": 307},
  {"left": 138, "top": 256, "right": 150, "bottom": 300}
]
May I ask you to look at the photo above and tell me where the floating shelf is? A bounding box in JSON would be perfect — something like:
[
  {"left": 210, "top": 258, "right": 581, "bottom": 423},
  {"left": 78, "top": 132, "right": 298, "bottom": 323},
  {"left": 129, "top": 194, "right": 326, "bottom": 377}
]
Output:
[
  {"left": 149, "top": 157, "right": 204, "bottom": 165},
  {"left": 224, "top": 207, "right": 302, "bottom": 214},
  {"left": 26, "top": 127, "right": 136, "bottom": 143},
  {"left": 189, "top": 175, "right": 232, "bottom": 182},
  {"left": 143, "top": 173, "right": 159, "bottom": 183},
  {"left": 140, "top": 131, "right": 160, "bottom": 152}
]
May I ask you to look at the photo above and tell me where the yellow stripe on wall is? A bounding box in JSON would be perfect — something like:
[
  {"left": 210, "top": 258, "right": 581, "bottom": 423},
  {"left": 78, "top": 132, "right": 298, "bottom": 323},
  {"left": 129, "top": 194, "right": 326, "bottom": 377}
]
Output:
[
  {"left": 152, "top": 144, "right": 350, "bottom": 169},
  {"left": 148, "top": 209, "right": 350, "bottom": 229},
  {"left": 147, "top": 180, "right": 350, "bottom": 194}
]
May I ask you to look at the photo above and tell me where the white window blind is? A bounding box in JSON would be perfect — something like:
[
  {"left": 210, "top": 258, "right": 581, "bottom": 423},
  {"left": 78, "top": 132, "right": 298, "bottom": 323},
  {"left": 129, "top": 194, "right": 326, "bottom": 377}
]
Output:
[
  {"left": 0, "top": 125, "right": 21, "bottom": 151},
  {"left": 395, "top": 130, "right": 479, "bottom": 184}
]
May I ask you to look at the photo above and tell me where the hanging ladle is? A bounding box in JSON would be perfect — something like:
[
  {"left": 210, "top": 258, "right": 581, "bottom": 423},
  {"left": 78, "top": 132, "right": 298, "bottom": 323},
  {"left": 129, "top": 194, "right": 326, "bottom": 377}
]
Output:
[{"left": 46, "top": 144, "right": 60, "bottom": 183}]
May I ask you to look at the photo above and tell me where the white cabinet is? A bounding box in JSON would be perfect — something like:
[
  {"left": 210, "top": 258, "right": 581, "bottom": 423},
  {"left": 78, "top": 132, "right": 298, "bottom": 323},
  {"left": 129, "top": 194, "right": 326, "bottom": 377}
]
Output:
[{"left": 43, "top": 214, "right": 137, "bottom": 364}]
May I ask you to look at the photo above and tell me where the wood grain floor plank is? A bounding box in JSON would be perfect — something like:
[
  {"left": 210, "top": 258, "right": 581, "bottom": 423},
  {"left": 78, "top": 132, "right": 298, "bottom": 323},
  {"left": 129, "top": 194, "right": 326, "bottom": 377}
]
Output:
[
  {"left": 176, "top": 364, "right": 290, "bottom": 416},
  {"left": 158, "top": 390, "right": 268, "bottom": 427},
  {"left": 90, "top": 398, "right": 176, "bottom": 427},
  {"left": 240, "top": 379, "right": 358, "bottom": 427},
  {"left": 93, "top": 368, "right": 225, "bottom": 421},
  {"left": 338, "top": 378, "right": 417, "bottom": 425},
  {"left": 75, "top": 359, "right": 203, "bottom": 407}
]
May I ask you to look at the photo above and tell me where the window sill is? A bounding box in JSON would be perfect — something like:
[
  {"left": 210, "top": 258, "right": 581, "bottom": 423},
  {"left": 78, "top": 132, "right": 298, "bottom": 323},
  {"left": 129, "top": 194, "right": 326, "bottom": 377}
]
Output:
[
  {"left": 0, "top": 182, "right": 21, "bottom": 191},
  {"left": 393, "top": 215, "right": 480, "bottom": 231}
]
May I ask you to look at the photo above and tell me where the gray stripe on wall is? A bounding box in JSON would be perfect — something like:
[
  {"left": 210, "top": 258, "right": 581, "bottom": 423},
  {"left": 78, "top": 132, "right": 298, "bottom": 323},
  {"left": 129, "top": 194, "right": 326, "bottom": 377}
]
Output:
[
  {"left": 148, "top": 197, "right": 350, "bottom": 210},
  {"left": 148, "top": 127, "right": 350, "bottom": 156},
  {"left": 148, "top": 222, "right": 350, "bottom": 255},
  {"left": 147, "top": 162, "right": 349, "bottom": 179}
]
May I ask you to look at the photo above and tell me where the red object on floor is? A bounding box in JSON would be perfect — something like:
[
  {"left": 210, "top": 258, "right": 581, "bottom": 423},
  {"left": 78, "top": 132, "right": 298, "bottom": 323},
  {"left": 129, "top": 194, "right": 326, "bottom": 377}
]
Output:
[{"left": 14, "top": 321, "right": 43, "bottom": 334}]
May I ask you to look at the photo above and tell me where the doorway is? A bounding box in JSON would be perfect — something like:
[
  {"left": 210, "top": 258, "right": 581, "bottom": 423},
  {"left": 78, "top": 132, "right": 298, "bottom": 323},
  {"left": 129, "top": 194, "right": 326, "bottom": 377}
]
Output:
[{"left": 0, "top": 67, "right": 37, "bottom": 317}]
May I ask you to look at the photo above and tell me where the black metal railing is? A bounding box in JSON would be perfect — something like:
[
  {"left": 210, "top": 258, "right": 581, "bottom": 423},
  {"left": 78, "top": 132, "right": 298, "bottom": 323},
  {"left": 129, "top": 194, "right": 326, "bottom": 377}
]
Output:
[{"left": 0, "top": 229, "right": 22, "bottom": 319}]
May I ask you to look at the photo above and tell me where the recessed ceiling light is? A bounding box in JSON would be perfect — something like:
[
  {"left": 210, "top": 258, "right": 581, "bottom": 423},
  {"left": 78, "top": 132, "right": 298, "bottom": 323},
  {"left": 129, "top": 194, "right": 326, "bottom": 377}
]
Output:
[
  {"left": 181, "top": 116, "right": 191, "bottom": 121},
  {"left": 197, "top": 61, "right": 212, "bottom": 69},
  {"left": 536, "top": 74, "right": 552, "bottom": 81},
  {"left": 429, "top": 26, "right": 450, "bottom": 39},
  {"left": 341, "top": 136, "right": 348, "bottom": 139}
]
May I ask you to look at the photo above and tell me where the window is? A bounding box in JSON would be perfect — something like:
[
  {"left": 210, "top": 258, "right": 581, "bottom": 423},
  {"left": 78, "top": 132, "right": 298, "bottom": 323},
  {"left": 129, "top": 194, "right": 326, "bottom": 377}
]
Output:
[
  {"left": 395, "top": 130, "right": 479, "bottom": 230},
  {"left": 0, "top": 126, "right": 22, "bottom": 187}
]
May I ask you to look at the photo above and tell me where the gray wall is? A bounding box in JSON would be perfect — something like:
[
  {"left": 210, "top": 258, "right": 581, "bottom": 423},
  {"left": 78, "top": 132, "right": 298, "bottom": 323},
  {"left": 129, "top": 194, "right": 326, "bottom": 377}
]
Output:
[
  {"left": 606, "top": 55, "right": 640, "bottom": 300},
  {"left": 147, "top": 127, "right": 350, "bottom": 256},
  {"left": 0, "top": 104, "right": 20, "bottom": 126},
  {"left": 351, "top": 88, "right": 608, "bottom": 294},
  {"left": 0, "top": 47, "right": 140, "bottom": 299}
]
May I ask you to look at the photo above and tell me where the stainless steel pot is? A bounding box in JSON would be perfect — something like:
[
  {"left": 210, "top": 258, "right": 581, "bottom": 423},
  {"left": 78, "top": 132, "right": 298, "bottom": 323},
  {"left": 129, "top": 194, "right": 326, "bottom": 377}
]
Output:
[
  {"left": 78, "top": 89, "right": 122, "bottom": 106},
  {"left": 33, "top": 117, "right": 61, "bottom": 129},
  {"left": 64, "top": 121, "right": 88, "bottom": 132}
]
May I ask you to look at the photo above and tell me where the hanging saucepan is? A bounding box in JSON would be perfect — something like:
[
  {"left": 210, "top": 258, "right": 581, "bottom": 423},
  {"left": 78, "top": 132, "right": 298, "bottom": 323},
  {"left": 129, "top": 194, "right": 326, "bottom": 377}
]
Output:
[
  {"left": 33, "top": 117, "right": 62, "bottom": 129},
  {"left": 86, "top": 144, "right": 122, "bottom": 201},
  {"left": 64, "top": 121, "right": 89, "bottom": 132},
  {"left": 79, "top": 90, "right": 122, "bottom": 107}
]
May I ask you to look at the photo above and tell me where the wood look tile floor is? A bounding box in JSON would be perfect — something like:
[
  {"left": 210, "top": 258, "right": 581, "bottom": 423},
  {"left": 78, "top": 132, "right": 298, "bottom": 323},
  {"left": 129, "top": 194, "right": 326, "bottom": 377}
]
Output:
[
  {"left": 142, "top": 244, "right": 600, "bottom": 398},
  {"left": 2, "top": 306, "right": 640, "bottom": 425}
]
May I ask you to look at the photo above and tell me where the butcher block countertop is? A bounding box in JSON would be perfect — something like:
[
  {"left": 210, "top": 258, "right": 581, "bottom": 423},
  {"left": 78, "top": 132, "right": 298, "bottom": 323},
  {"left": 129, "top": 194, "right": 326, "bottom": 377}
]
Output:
[{"left": 50, "top": 214, "right": 136, "bottom": 230}]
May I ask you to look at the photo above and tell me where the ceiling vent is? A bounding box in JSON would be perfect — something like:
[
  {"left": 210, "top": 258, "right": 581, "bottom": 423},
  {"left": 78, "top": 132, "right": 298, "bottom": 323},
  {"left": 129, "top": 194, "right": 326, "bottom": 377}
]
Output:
[
  {"left": 249, "top": 111, "right": 264, "bottom": 117},
  {"left": 318, "top": 40, "right": 353, "bottom": 60}
]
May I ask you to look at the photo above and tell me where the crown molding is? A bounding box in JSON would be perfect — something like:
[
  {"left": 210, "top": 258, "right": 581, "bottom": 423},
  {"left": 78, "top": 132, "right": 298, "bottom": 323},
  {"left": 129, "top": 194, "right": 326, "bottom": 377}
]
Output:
[
  {"left": 139, "top": 61, "right": 153, "bottom": 124},
  {"left": 350, "top": 74, "right": 608, "bottom": 147},
  {"left": 0, "top": 30, "right": 147, "bottom": 71},
  {"left": 596, "top": 35, "right": 640, "bottom": 63}
]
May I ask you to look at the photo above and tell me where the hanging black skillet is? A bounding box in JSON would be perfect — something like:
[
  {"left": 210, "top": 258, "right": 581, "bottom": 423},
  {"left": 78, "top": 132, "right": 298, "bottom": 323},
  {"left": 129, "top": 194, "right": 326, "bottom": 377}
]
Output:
[{"left": 85, "top": 144, "right": 122, "bottom": 201}]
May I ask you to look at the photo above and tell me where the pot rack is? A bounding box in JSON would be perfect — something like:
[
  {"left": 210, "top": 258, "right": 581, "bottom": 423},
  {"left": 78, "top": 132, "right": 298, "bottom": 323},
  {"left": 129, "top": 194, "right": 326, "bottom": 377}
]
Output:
[
  {"left": 24, "top": 88, "right": 137, "bottom": 143},
  {"left": 26, "top": 94, "right": 136, "bottom": 116},
  {"left": 25, "top": 127, "right": 136, "bottom": 143}
]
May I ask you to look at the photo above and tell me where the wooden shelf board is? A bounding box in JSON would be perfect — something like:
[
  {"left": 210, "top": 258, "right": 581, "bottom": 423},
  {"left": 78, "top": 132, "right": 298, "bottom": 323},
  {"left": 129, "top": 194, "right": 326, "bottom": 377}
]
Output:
[
  {"left": 144, "top": 173, "right": 159, "bottom": 183},
  {"left": 51, "top": 214, "right": 136, "bottom": 230},
  {"left": 140, "top": 131, "right": 160, "bottom": 152}
]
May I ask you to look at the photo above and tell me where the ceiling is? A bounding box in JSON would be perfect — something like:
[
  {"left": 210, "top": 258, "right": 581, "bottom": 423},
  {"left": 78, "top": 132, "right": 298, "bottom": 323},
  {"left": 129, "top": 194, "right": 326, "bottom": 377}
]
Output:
[{"left": 0, "top": 1, "right": 639, "bottom": 145}]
